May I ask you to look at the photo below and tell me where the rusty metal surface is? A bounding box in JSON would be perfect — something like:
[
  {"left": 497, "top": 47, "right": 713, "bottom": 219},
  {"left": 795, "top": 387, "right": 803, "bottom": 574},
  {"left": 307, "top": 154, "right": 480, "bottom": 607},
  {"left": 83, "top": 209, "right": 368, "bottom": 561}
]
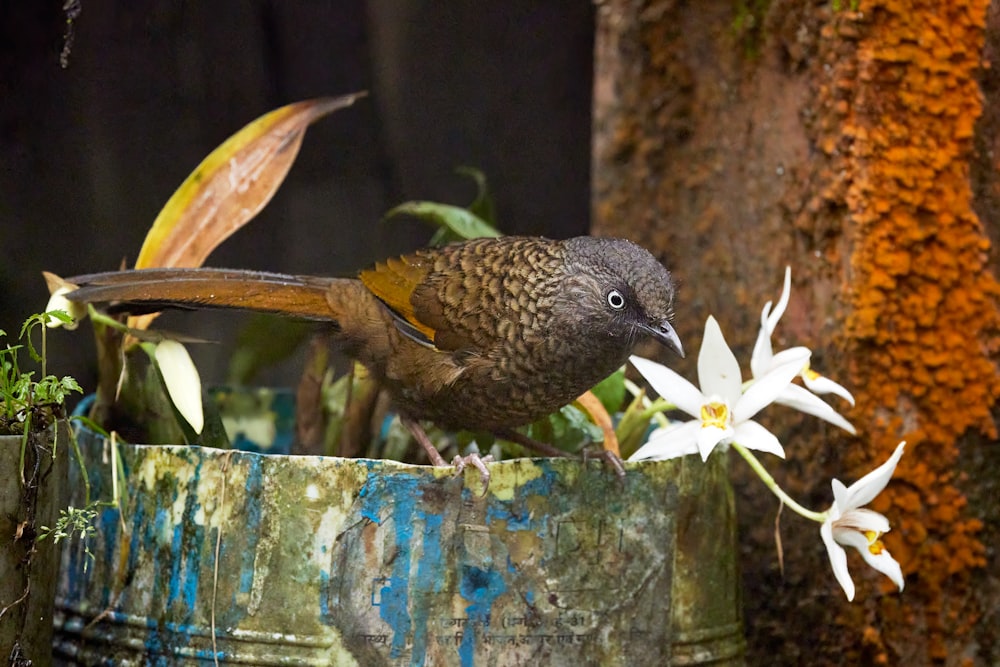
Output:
[{"left": 54, "top": 428, "right": 743, "bottom": 666}]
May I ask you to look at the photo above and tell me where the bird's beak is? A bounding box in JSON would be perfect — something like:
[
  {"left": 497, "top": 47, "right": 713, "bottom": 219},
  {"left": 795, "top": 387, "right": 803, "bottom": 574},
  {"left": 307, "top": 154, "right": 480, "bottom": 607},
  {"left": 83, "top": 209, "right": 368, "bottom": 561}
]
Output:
[{"left": 640, "top": 319, "right": 685, "bottom": 358}]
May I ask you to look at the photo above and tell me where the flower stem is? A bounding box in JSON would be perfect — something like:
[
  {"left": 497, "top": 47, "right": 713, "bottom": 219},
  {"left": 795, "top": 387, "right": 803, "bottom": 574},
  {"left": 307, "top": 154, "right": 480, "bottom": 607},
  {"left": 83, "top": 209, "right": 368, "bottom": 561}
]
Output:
[{"left": 731, "top": 442, "right": 827, "bottom": 523}]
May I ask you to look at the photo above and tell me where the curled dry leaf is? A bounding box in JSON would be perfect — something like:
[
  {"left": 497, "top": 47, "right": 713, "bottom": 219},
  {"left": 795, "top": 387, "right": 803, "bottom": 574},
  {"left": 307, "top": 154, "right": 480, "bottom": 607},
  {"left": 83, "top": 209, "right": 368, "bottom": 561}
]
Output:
[
  {"left": 136, "top": 92, "right": 366, "bottom": 271},
  {"left": 573, "top": 390, "right": 620, "bottom": 456},
  {"left": 130, "top": 92, "right": 367, "bottom": 330}
]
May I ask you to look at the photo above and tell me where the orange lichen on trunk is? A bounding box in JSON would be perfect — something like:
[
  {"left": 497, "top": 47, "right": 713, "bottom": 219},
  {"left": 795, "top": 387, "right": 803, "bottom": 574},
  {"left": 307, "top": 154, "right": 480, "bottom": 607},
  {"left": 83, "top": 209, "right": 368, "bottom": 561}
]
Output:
[{"left": 837, "top": 0, "right": 1000, "bottom": 660}]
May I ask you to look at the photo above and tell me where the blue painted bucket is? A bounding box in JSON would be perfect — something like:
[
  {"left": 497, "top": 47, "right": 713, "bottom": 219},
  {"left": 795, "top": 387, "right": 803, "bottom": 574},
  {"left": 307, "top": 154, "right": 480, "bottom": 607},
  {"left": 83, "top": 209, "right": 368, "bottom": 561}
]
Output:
[{"left": 54, "top": 391, "right": 744, "bottom": 665}]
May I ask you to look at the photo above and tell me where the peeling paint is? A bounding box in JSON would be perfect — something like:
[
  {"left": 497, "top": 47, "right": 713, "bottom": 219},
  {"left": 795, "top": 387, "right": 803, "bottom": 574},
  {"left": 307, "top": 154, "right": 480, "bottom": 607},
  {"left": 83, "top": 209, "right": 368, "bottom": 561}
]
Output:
[{"left": 54, "top": 426, "right": 745, "bottom": 665}]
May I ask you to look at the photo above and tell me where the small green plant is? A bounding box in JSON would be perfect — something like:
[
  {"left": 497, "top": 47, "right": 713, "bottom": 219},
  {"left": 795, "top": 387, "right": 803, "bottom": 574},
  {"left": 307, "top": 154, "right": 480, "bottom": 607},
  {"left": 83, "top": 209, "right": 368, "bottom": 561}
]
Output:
[
  {"left": 1, "top": 310, "right": 81, "bottom": 428},
  {"left": 37, "top": 504, "right": 99, "bottom": 562},
  {"left": 1, "top": 310, "right": 124, "bottom": 570},
  {"left": 0, "top": 309, "right": 93, "bottom": 629},
  {"left": 1, "top": 311, "right": 82, "bottom": 484}
]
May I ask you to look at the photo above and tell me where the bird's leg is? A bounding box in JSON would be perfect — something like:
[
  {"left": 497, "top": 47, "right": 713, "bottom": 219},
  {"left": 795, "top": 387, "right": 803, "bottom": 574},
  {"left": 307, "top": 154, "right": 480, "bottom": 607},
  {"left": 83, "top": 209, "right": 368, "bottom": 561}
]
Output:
[
  {"left": 401, "top": 416, "right": 492, "bottom": 487},
  {"left": 497, "top": 429, "right": 626, "bottom": 480},
  {"left": 582, "top": 448, "right": 627, "bottom": 479},
  {"left": 400, "top": 415, "right": 448, "bottom": 465}
]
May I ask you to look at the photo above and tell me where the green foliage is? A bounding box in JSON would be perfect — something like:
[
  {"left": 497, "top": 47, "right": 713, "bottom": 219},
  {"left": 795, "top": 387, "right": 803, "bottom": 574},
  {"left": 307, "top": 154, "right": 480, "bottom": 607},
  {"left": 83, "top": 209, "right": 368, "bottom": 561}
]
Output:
[
  {"left": 385, "top": 201, "right": 501, "bottom": 244},
  {"left": 591, "top": 368, "right": 627, "bottom": 415},
  {"left": 454, "top": 166, "right": 498, "bottom": 230},
  {"left": 731, "top": 0, "right": 772, "bottom": 58},
  {"left": 616, "top": 391, "right": 674, "bottom": 459},
  {"left": 1, "top": 310, "right": 83, "bottom": 432},
  {"left": 38, "top": 503, "right": 100, "bottom": 565},
  {"left": 2, "top": 310, "right": 109, "bottom": 569},
  {"left": 831, "top": 0, "right": 860, "bottom": 10},
  {"left": 385, "top": 168, "right": 502, "bottom": 244},
  {"left": 525, "top": 405, "right": 604, "bottom": 454}
]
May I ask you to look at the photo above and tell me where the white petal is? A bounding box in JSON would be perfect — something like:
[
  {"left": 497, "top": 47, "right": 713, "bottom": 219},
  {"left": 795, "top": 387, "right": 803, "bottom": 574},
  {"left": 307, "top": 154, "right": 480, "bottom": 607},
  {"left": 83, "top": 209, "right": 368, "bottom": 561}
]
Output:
[
  {"left": 770, "top": 347, "right": 811, "bottom": 370},
  {"left": 830, "top": 478, "right": 849, "bottom": 517},
  {"left": 839, "top": 442, "right": 906, "bottom": 511},
  {"left": 750, "top": 303, "right": 775, "bottom": 379},
  {"left": 44, "top": 287, "right": 85, "bottom": 330},
  {"left": 732, "top": 350, "right": 809, "bottom": 423},
  {"left": 629, "top": 355, "right": 706, "bottom": 418},
  {"left": 821, "top": 519, "right": 855, "bottom": 601},
  {"left": 774, "top": 384, "right": 856, "bottom": 434},
  {"left": 766, "top": 266, "right": 792, "bottom": 332},
  {"left": 155, "top": 340, "right": 205, "bottom": 434},
  {"left": 802, "top": 372, "right": 856, "bottom": 406},
  {"left": 833, "top": 528, "right": 905, "bottom": 593},
  {"left": 833, "top": 508, "right": 891, "bottom": 536},
  {"left": 697, "top": 316, "right": 743, "bottom": 404},
  {"left": 858, "top": 546, "right": 905, "bottom": 593},
  {"left": 733, "top": 420, "right": 786, "bottom": 458},
  {"left": 628, "top": 420, "right": 700, "bottom": 461},
  {"left": 696, "top": 424, "right": 730, "bottom": 461}
]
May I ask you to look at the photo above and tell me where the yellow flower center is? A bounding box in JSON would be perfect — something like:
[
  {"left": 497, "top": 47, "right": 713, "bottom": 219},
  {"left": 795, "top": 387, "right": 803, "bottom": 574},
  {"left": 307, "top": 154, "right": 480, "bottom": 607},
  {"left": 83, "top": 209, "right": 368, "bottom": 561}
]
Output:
[
  {"left": 700, "top": 401, "right": 729, "bottom": 429},
  {"left": 864, "top": 529, "right": 885, "bottom": 555},
  {"left": 802, "top": 362, "right": 821, "bottom": 381}
]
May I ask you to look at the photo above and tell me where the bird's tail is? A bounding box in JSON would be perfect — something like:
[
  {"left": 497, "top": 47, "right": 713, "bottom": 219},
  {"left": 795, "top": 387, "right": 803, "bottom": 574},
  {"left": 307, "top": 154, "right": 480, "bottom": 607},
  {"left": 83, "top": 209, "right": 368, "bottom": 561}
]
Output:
[{"left": 64, "top": 267, "right": 351, "bottom": 322}]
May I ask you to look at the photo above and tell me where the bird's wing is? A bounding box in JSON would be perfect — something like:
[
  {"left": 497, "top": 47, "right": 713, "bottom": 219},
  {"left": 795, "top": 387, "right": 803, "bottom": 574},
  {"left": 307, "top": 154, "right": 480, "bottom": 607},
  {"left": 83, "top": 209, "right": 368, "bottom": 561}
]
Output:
[
  {"left": 360, "top": 243, "right": 512, "bottom": 354},
  {"left": 358, "top": 255, "right": 441, "bottom": 348}
]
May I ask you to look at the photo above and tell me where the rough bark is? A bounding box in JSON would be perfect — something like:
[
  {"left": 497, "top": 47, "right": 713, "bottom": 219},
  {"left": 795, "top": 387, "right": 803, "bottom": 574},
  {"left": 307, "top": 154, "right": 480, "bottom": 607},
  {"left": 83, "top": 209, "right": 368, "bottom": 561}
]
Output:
[{"left": 593, "top": 1, "right": 1000, "bottom": 663}]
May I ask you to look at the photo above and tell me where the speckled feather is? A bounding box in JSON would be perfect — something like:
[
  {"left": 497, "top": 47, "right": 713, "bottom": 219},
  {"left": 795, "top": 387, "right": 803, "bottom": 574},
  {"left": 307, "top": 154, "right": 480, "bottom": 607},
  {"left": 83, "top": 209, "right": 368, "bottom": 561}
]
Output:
[{"left": 67, "top": 236, "right": 679, "bottom": 432}]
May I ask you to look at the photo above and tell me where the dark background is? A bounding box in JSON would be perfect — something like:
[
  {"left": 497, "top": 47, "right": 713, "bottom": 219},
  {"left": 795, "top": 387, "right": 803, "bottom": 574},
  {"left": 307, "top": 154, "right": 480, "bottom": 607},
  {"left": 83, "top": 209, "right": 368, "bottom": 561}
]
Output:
[{"left": 0, "top": 1, "right": 595, "bottom": 389}]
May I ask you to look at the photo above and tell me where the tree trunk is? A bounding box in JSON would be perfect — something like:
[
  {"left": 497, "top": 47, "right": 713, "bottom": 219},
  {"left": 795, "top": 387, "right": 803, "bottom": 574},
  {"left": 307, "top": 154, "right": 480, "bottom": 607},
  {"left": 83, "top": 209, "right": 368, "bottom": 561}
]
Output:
[{"left": 592, "top": 1, "right": 1000, "bottom": 664}]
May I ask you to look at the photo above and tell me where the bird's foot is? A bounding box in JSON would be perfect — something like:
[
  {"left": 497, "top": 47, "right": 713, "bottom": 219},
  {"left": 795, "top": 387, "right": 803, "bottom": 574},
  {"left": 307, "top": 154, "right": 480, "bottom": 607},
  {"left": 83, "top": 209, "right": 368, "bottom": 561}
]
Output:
[
  {"left": 583, "top": 448, "right": 626, "bottom": 480},
  {"left": 499, "top": 428, "right": 626, "bottom": 480},
  {"left": 401, "top": 416, "right": 494, "bottom": 491},
  {"left": 451, "top": 453, "right": 494, "bottom": 491}
]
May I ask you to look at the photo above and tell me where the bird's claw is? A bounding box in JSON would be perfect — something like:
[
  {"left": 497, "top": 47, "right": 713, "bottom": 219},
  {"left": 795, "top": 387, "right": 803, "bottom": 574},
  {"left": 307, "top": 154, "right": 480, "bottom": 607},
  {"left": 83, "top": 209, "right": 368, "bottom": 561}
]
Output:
[
  {"left": 452, "top": 453, "right": 494, "bottom": 493},
  {"left": 583, "top": 449, "right": 627, "bottom": 480}
]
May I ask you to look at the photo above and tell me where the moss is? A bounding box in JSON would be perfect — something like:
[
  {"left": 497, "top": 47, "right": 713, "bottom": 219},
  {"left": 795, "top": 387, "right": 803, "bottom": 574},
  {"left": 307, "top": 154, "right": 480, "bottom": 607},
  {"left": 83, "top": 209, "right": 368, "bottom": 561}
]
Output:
[
  {"left": 732, "top": 0, "right": 773, "bottom": 58},
  {"left": 817, "top": 0, "right": 1000, "bottom": 660}
]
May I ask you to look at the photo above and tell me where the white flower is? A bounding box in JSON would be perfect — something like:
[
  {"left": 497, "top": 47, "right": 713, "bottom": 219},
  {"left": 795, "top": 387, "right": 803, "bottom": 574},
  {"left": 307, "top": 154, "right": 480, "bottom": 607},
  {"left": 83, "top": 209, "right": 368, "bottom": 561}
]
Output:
[
  {"left": 821, "top": 442, "right": 906, "bottom": 601},
  {"left": 751, "top": 266, "right": 856, "bottom": 434},
  {"left": 629, "top": 315, "right": 810, "bottom": 462},
  {"left": 154, "top": 340, "right": 205, "bottom": 434}
]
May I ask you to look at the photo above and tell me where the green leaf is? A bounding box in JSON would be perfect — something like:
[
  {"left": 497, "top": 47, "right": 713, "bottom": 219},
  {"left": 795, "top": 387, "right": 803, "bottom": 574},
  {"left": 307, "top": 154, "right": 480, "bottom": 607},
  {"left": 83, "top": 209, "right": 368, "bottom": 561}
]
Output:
[
  {"left": 385, "top": 201, "right": 501, "bottom": 241},
  {"left": 616, "top": 390, "right": 653, "bottom": 459},
  {"left": 455, "top": 166, "right": 497, "bottom": 226},
  {"left": 44, "top": 310, "right": 75, "bottom": 326},
  {"left": 589, "top": 368, "right": 627, "bottom": 415},
  {"left": 616, "top": 395, "right": 673, "bottom": 459},
  {"left": 523, "top": 404, "right": 603, "bottom": 455}
]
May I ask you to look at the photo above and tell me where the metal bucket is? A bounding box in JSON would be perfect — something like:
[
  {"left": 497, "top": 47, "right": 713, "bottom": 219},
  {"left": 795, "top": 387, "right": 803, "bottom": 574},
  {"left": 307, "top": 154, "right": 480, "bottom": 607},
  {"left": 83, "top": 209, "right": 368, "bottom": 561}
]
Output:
[{"left": 54, "top": 395, "right": 744, "bottom": 666}]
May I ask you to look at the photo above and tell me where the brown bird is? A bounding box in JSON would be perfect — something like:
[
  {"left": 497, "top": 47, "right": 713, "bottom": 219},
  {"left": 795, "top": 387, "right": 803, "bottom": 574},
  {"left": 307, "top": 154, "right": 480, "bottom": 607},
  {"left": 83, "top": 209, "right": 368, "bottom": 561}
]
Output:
[{"left": 64, "top": 236, "right": 682, "bottom": 476}]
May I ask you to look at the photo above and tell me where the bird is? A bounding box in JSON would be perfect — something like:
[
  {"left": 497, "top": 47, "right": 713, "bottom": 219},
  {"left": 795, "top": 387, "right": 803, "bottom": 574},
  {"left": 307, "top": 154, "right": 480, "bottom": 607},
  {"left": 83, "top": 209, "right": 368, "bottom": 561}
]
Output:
[{"left": 63, "top": 235, "right": 683, "bottom": 479}]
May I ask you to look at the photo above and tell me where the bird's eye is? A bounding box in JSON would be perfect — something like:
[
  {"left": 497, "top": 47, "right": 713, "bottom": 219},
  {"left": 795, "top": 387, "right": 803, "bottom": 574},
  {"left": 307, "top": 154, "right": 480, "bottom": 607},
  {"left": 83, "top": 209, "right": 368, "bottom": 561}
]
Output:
[{"left": 606, "top": 289, "right": 626, "bottom": 310}]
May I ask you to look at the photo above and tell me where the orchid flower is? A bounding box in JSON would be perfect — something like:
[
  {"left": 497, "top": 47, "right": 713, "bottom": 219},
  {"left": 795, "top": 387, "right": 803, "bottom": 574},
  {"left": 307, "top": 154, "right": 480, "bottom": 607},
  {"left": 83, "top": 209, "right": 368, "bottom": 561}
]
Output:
[
  {"left": 628, "top": 315, "right": 809, "bottom": 462},
  {"left": 821, "top": 442, "right": 906, "bottom": 601},
  {"left": 751, "top": 266, "right": 856, "bottom": 434}
]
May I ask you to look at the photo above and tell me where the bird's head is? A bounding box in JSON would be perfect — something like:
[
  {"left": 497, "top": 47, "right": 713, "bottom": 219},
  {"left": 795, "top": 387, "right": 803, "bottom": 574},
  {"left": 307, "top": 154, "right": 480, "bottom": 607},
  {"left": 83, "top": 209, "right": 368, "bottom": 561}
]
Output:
[{"left": 562, "top": 236, "right": 683, "bottom": 358}]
